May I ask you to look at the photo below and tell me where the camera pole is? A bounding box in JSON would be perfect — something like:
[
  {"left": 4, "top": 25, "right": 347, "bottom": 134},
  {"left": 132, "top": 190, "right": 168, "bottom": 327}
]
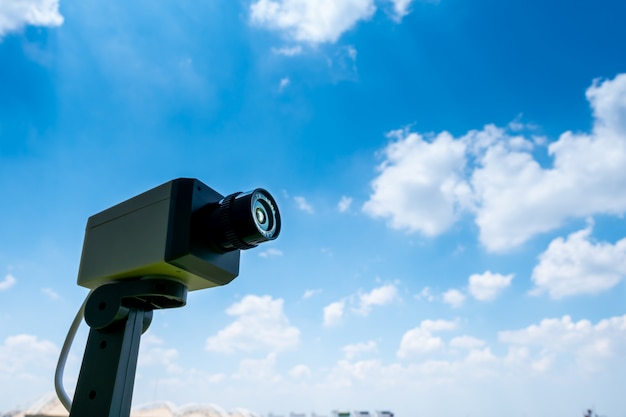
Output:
[{"left": 69, "top": 278, "right": 187, "bottom": 417}]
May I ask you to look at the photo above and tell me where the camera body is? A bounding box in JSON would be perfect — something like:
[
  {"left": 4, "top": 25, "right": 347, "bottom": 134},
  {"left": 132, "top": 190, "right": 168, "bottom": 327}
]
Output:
[{"left": 78, "top": 178, "right": 279, "bottom": 292}]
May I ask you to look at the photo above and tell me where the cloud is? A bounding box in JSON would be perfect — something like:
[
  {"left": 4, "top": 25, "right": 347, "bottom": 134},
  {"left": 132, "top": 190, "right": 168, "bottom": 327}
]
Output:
[
  {"left": 530, "top": 225, "right": 626, "bottom": 299},
  {"left": 205, "top": 295, "right": 300, "bottom": 354},
  {"left": 468, "top": 271, "right": 513, "bottom": 301},
  {"left": 302, "top": 288, "right": 322, "bottom": 299},
  {"left": 259, "top": 248, "right": 284, "bottom": 258},
  {"left": 449, "top": 335, "right": 486, "bottom": 350},
  {"left": 415, "top": 286, "right": 435, "bottom": 302},
  {"left": 0, "top": 0, "right": 63, "bottom": 38},
  {"left": 387, "top": 0, "right": 438, "bottom": 22},
  {"left": 41, "top": 288, "right": 60, "bottom": 300},
  {"left": 289, "top": 364, "right": 312, "bottom": 379},
  {"left": 272, "top": 45, "right": 303, "bottom": 56},
  {"left": 323, "top": 300, "right": 345, "bottom": 327},
  {"left": 499, "top": 314, "right": 626, "bottom": 372},
  {"left": 0, "top": 274, "right": 16, "bottom": 291},
  {"left": 465, "top": 347, "right": 497, "bottom": 366},
  {"left": 397, "top": 319, "right": 457, "bottom": 358},
  {"left": 139, "top": 333, "right": 181, "bottom": 374},
  {"left": 136, "top": 316, "right": 625, "bottom": 415},
  {"left": 388, "top": 0, "right": 413, "bottom": 21},
  {"left": 420, "top": 319, "right": 459, "bottom": 333},
  {"left": 325, "top": 284, "right": 398, "bottom": 326},
  {"left": 0, "top": 334, "right": 58, "bottom": 378},
  {"left": 127, "top": 315, "right": 626, "bottom": 415},
  {"left": 363, "top": 129, "right": 471, "bottom": 237},
  {"left": 354, "top": 283, "right": 398, "bottom": 315},
  {"left": 345, "top": 45, "right": 357, "bottom": 61},
  {"left": 442, "top": 289, "right": 465, "bottom": 308},
  {"left": 250, "top": 0, "right": 376, "bottom": 44},
  {"left": 363, "top": 74, "right": 626, "bottom": 252},
  {"left": 294, "top": 196, "right": 315, "bottom": 214},
  {"left": 337, "top": 196, "right": 353, "bottom": 212},
  {"left": 233, "top": 353, "right": 281, "bottom": 383},
  {"left": 342, "top": 340, "right": 377, "bottom": 360},
  {"left": 588, "top": 74, "right": 626, "bottom": 135},
  {"left": 471, "top": 75, "right": 626, "bottom": 250},
  {"left": 279, "top": 77, "right": 290, "bottom": 91}
]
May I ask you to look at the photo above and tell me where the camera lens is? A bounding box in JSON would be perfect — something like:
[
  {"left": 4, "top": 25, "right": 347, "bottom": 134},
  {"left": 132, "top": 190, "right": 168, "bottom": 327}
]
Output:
[
  {"left": 203, "top": 188, "right": 281, "bottom": 252},
  {"left": 255, "top": 207, "right": 267, "bottom": 226}
]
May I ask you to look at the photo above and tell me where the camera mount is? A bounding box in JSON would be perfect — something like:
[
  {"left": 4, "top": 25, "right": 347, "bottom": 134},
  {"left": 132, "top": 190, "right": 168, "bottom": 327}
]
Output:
[{"left": 69, "top": 278, "right": 186, "bottom": 417}]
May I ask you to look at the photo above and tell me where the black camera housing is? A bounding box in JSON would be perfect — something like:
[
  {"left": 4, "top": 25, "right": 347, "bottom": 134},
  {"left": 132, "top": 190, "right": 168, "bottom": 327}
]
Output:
[{"left": 77, "top": 178, "right": 280, "bottom": 291}]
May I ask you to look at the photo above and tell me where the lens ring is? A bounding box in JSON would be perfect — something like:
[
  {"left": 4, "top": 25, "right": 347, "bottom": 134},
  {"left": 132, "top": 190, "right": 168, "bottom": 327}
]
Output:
[{"left": 218, "top": 192, "right": 257, "bottom": 250}]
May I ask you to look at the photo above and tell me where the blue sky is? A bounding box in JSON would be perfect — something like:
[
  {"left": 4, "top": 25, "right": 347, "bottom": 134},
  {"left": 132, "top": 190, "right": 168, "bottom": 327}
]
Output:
[{"left": 1, "top": 0, "right": 626, "bottom": 416}]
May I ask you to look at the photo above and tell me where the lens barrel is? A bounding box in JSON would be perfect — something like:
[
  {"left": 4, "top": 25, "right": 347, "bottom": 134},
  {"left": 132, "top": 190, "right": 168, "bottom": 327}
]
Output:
[{"left": 201, "top": 188, "right": 281, "bottom": 252}]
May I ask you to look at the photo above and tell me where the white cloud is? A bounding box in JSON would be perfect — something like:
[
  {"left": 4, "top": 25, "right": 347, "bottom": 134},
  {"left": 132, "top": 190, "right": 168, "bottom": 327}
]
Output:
[
  {"left": 41, "top": 287, "right": 60, "bottom": 300},
  {"left": 259, "top": 248, "right": 284, "bottom": 257},
  {"left": 415, "top": 286, "right": 435, "bottom": 302},
  {"left": 294, "top": 196, "right": 315, "bottom": 214},
  {"left": 279, "top": 77, "right": 290, "bottom": 91},
  {"left": 468, "top": 271, "right": 513, "bottom": 301},
  {"left": 289, "top": 364, "right": 312, "bottom": 379},
  {"left": 420, "top": 319, "right": 458, "bottom": 333},
  {"left": 337, "top": 196, "right": 353, "bottom": 212},
  {"left": 397, "top": 319, "right": 457, "bottom": 358},
  {"left": 465, "top": 347, "right": 497, "bottom": 366},
  {"left": 324, "top": 284, "right": 398, "bottom": 326},
  {"left": 387, "top": 0, "right": 439, "bottom": 21},
  {"left": 250, "top": 0, "right": 376, "bottom": 44},
  {"left": 233, "top": 353, "right": 281, "bottom": 383},
  {"left": 0, "top": 0, "right": 63, "bottom": 37},
  {"left": 471, "top": 75, "right": 626, "bottom": 251},
  {"left": 0, "top": 334, "right": 58, "bottom": 378},
  {"left": 272, "top": 45, "right": 303, "bottom": 56},
  {"left": 531, "top": 225, "right": 626, "bottom": 299},
  {"left": 449, "top": 335, "right": 486, "bottom": 350},
  {"left": 302, "top": 288, "right": 322, "bottom": 299},
  {"left": 139, "top": 333, "right": 181, "bottom": 374},
  {"left": 364, "top": 74, "right": 626, "bottom": 252},
  {"left": 0, "top": 274, "right": 16, "bottom": 291},
  {"left": 323, "top": 300, "right": 345, "bottom": 327},
  {"left": 342, "top": 340, "right": 377, "bottom": 360},
  {"left": 388, "top": 0, "right": 413, "bottom": 21},
  {"left": 346, "top": 45, "right": 357, "bottom": 61},
  {"left": 588, "top": 74, "right": 626, "bottom": 136},
  {"left": 354, "top": 283, "right": 398, "bottom": 315},
  {"left": 205, "top": 295, "right": 300, "bottom": 354},
  {"left": 442, "top": 289, "right": 465, "bottom": 308},
  {"left": 363, "top": 130, "right": 471, "bottom": 236},
  {"left": 499, "top": 314, "right": 626, "bottom": 372}
]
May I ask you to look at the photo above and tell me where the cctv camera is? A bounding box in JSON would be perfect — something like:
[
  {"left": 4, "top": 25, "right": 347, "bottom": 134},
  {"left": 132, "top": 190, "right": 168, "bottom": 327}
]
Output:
[{"left": 77, "top": 178, "right": 281, "bottom": 291}]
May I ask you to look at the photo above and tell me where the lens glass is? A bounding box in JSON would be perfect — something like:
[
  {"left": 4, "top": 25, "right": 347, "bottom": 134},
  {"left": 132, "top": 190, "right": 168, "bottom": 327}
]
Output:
[
  {"left": 250, "top": 191, "right": 278, "bottom": 238},
  {"left": 253, "top": 198, "right": 274, "bottom": 233},
  {"left": 255, "top": 207, "right": 267, "bottom": 228}
]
